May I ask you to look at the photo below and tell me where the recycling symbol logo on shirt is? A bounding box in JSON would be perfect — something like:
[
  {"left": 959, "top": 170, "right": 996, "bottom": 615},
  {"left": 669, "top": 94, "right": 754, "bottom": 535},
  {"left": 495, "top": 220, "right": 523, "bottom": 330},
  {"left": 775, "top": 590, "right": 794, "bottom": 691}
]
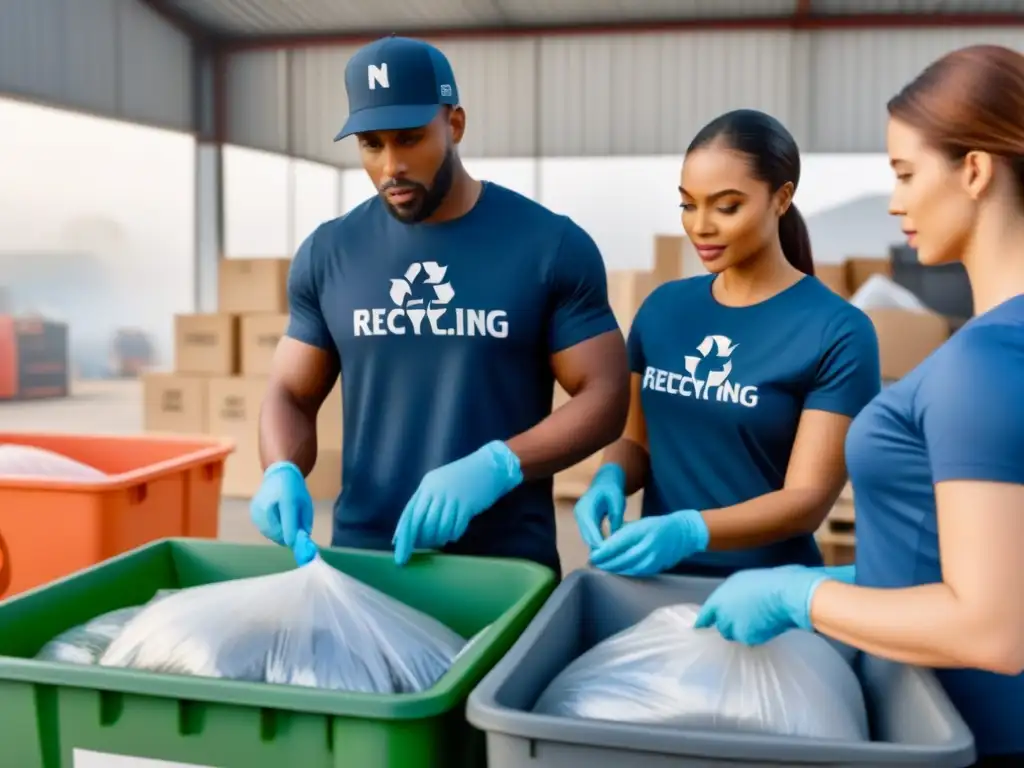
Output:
[
  {"left": 389, "top": 261, "right": 455, "bottom": 330},
  {"left": 684, "top": 335, "right": 738, "bottom": 398}
]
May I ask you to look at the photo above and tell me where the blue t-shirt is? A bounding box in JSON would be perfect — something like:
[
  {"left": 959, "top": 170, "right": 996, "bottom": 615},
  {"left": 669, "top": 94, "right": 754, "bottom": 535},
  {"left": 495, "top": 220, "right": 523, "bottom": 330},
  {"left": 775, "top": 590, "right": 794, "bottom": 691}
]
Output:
[
  {"left": 285, "top": 182, "right": 618, "bottom": 574},
  {"left": 848, "top": 294, "right": 1024, "bottom": 757},
  {"left": 627, "top": 275, "right": 880, "bottom": 576}
]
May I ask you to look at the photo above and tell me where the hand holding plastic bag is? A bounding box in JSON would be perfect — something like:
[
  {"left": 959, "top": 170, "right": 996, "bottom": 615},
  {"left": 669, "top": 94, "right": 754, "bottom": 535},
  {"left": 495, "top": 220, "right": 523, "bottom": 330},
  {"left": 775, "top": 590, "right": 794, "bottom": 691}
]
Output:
[
  {"left": 533, "top": 603, "right": 868, "bottom": 741},
  {"left": 100, "top": 556, "right": 467, "bottom": 694}
]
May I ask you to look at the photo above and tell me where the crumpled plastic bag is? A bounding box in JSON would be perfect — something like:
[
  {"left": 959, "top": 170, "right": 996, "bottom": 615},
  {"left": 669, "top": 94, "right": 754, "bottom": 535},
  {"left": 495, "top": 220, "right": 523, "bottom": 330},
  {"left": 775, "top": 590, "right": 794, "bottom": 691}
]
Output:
[
  {"left": 0, "top": 444, "right": 107, "bottom": 481},
  {"left": 533, "top": 603, "right": 869, "bottom": 741},
  {"left": 99, "top": 556, "right": 468, "bottom": 694},
  {"left": 850, "top": 273, "right": 928, "bottom": 313},
  {"left": 35, "top": 590, "right": 177, "bottom": 665}
]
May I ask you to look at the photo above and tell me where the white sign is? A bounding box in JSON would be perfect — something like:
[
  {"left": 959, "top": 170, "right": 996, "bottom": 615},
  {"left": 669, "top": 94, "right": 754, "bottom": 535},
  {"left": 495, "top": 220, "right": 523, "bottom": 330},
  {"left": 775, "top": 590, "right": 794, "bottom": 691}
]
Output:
[{"left": 73, "top": 749, "right": 215, "bottom": 768}]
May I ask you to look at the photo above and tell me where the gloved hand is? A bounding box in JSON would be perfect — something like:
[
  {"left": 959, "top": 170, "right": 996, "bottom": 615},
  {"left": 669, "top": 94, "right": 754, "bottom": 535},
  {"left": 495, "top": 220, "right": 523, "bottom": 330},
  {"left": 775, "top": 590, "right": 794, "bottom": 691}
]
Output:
[
  {"left": 694, "top": 565, "right": 831, "bottom": 645},
  {"left": 589, "top": 509, "right": 709, "bottom": 577},
  {"left": 795, "top": 564, "right": 855, "bottom": 583},
  {"left": 392, "top": 441, "right": 523, "bottom": 566},
  {"left": 574, "top": 464, "right": 627, "bottom": 550},
  {"left": 250, "top": 461, "right": 319, "bottom": 566}
]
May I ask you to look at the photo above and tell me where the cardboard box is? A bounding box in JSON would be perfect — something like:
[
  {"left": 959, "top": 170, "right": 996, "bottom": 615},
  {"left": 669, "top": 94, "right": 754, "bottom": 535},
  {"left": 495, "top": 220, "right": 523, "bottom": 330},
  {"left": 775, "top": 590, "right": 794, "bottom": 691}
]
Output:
[
  {"left": 815, "top": 263, "right": 851, "bottom": 299},
  {"left": 318, "top": 380, "right": 343, "bottom": 450},
  {"left": 653, "top": 235, "right": 684, "bottom": 284},
  {"left": 241, "top": 313, "right": 288, "bottom": 376},
  {"left": 607, "top": 270, "right": 658, "bottom": 333},
  {"left": 207, "top": 376, "right": 343, "bottom": 498},
  {"left": 205, "top": 377, "right": 266, "bottom": 497},
  {"left": 175, "top": 313, "right": 239, "bottom": 375},
  {"left": 867, "top": 307, "right": 949, "bottom": 381},
  {"left": 219, "top": 258, "right": 291, "bottom": 314},
  {"left": 845, "top": 257, "right": 891, "bottom": 295},
  {"left": 306, "top": 449, "right": 343, "bottom": 502},
  {"left": 142, "top": 373, "right": 208, "bottom": 434}
]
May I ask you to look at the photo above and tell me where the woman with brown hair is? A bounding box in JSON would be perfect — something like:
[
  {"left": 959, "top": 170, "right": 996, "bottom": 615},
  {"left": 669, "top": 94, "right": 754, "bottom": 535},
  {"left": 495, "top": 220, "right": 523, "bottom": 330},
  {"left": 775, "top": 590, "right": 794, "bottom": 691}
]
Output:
[{"left": 695, "top": 44, "right": 1024, "bottom": 764}]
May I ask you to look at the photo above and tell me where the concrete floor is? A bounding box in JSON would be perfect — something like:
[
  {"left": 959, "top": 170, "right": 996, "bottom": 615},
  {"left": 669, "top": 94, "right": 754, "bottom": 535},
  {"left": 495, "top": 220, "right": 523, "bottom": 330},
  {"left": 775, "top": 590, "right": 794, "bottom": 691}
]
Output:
[{"left": 2, "top": 380, "right": 639, "bottom": 573}]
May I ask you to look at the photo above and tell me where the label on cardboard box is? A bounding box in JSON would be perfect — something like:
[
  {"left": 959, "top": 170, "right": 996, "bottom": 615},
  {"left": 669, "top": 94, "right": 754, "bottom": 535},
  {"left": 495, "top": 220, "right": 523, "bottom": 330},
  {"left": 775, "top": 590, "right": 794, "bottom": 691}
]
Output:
[
  {"left": 142, "top": 374, "right": 207, "bottom": 434},
  {"left": 174, "top": 314, "right": 238, "bottom": 375},
  {"left": 241, "top": 314, "right": 288, "bottom": 376}
]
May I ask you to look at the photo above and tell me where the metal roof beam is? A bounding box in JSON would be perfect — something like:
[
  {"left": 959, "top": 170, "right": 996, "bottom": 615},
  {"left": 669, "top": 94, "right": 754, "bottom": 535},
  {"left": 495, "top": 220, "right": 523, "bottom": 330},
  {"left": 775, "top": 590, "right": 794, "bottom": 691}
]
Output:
[{"left": 215, "top": 12, "right": 1024, "bottom": 52}]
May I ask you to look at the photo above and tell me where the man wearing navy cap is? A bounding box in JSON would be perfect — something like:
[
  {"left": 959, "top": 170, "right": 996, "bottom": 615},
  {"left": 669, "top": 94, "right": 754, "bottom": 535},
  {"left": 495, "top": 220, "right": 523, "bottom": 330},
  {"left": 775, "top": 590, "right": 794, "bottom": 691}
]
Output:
[{"left": 250, "top": 36, "right": 628, "bottom": 576}]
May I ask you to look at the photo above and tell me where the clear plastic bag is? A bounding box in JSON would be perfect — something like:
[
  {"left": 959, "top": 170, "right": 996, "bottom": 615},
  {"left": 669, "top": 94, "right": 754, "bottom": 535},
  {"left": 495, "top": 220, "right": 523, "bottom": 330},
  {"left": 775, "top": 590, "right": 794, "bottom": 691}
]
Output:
[
  {"left": 533, "top": 604, "right": 869, "bottom": 741},
  {"left": 35, "top": 590, "right": 177, "bottom": 665},
  {"left": 0, "top": 444, "right": 107, "bottom": 481},
  {"left": 100, "top": 556, "right": 468, "bottom": 694}
]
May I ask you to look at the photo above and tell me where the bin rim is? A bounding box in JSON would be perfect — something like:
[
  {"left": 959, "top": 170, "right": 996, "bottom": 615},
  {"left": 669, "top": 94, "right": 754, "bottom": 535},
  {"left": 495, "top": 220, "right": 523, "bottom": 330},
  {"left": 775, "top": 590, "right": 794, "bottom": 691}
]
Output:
[
  {"left": 0, "top": 432, "right": 235, "bottom": 491},
  {"left": 465, "top": 569, "right": 978, "bottom": 766},
  {"left": 0, "top": 538, "right": 556, "bottom": 722}
]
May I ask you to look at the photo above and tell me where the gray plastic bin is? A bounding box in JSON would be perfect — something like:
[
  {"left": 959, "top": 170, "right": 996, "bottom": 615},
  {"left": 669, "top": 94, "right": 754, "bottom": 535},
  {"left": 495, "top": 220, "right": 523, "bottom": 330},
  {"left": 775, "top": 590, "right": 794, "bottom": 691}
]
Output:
[{"left": 467, "top": 569, "right": 976, "bottom": 767}]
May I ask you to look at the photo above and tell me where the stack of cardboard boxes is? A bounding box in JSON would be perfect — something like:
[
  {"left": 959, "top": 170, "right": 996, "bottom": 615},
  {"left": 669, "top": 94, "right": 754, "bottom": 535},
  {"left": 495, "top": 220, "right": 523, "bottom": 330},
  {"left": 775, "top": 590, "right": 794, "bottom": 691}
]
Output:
[
  {"left": 816, "top": 256, "right": 951, "bottom": 381},
  {"left": 142, "top": 258, "right": 343, "bottom": 501}
]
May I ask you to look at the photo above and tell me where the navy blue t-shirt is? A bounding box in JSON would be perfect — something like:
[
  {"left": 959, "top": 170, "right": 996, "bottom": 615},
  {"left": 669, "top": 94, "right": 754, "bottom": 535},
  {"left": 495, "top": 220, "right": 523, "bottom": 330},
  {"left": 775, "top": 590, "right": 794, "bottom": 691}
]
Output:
[
  {"left": 627, "top": 275, "right": 880, "bottom": 576},
  {"left": 285, "top": 182, "right": 618, "bottom": 573},
  {"left": 848, "top": 295, "right": 1024, "bottom": 757}
]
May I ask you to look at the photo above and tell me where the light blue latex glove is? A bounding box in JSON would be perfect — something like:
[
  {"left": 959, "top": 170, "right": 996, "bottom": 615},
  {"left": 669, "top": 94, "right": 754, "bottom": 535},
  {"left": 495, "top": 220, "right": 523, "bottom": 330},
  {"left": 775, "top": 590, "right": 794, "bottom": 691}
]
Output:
[
  {"left": 392, "top": 441, "right": 523, "bottom": 566},
  {"left": 589, "top": 509, "right": 709, "bottom": 577},
  {"left": 573, "top": 464, "right": 627, "bottom": 550},
  {"left": 799, "top": 564, "right": 855, "bottom": 583},
  {"left": 694, "top": 565, "right": 831, "bottom": 645},
  {"left": 250, "top": 461, "right": 319, "bottom": 566}
]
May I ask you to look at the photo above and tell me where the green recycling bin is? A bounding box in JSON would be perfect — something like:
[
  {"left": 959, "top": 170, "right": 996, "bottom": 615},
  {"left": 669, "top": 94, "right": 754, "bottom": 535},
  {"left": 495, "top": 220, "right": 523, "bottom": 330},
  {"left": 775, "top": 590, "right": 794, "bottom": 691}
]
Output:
[{"left": 0, "top": 538, "right": 555, "bottom": 768}]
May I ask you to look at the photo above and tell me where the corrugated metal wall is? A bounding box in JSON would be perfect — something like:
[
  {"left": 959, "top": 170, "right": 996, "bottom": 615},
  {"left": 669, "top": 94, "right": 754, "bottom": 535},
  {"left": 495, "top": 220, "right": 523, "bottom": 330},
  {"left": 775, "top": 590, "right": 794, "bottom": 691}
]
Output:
[
  {"left": 222, "top": 26, "right": 1024, "bottom": 164},
  {"left": 0, "top": 0, "right": 194, "bottom": 131},
  {"left": 810, "top": 28, "right": 1024, "bottom": 151}
]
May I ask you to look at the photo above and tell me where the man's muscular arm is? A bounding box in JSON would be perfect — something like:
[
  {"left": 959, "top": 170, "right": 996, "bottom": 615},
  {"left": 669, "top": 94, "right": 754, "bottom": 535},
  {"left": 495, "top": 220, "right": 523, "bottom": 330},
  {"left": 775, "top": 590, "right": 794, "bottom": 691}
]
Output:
[
  {"left": 259, "top": 227, "right": 341, "bottom": 474},
  {"left": 259, "top": 339, "right": 339, "bottom": 475},
  {"left": 505, "top": 220, "right": 629, "bottom": 478},
  {"left": 507, "top": 332, "right": 628, "bottom": 479}
]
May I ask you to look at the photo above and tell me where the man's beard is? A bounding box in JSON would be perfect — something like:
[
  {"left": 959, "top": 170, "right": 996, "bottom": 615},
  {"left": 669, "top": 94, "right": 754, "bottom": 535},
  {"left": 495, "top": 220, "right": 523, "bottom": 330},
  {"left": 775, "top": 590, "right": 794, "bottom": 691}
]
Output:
[{"left": 378, "top": 147, "right": 456, "bottom": 224}]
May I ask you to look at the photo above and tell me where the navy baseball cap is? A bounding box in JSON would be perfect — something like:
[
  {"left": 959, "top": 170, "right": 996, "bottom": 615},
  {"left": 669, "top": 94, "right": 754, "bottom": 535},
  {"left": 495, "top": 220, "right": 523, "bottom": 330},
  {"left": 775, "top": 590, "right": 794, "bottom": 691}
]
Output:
[{"left": 335, "top": 36, "right": 460, "bottom": 140}]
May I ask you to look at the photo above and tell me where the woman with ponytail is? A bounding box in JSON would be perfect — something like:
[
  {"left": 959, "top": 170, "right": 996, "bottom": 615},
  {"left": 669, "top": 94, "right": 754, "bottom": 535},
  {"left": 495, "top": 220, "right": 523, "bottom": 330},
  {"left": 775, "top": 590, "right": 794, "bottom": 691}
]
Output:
[{"left": 573, "top": 109, "right": 881, "bottom": 579}]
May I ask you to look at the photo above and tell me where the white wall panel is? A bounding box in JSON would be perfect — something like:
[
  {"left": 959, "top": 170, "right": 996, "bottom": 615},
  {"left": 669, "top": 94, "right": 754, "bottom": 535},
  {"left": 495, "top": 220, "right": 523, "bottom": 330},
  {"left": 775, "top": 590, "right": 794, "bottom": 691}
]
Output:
[
  {"left": 809, "top": 27, "right": 1024, "bottom": 152},
  {"left": 0, "top": 0, "right": 194, "bottom": 131}
]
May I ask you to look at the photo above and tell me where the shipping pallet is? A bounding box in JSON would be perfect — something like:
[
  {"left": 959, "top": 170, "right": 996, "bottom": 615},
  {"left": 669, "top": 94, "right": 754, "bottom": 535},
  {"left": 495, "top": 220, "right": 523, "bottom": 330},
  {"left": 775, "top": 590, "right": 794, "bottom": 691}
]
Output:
[{"left": 817, "top": 500, "right": 856, "bottom": 566}]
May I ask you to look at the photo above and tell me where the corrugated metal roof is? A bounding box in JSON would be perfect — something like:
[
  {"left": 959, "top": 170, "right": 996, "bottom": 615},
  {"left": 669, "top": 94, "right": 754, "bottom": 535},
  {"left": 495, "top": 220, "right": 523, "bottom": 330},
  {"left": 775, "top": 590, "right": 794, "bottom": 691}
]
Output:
[
  {"left": 158, "top": 0, "right": 1024, "bottom": 38},
  {"left": 160, "top": 0, "right": 800, "bottom": 37}
]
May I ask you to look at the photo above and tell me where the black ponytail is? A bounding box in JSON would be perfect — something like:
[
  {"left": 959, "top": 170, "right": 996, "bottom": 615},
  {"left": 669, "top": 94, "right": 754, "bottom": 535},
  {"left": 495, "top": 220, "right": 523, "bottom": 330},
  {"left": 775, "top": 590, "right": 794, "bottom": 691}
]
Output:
[
  {"left": 779, "top": 203, "right": 814, "bottom": 276},
  {"left": 688, "top": 109, "right": 813, "bottom": 274}
]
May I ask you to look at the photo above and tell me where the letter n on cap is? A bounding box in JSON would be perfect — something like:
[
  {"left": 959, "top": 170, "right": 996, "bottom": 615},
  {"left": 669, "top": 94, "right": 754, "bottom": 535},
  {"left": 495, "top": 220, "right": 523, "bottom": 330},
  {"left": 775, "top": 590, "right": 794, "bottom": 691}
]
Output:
[{"left": 368, "top": 63, "right": 389, "bottom": 90}]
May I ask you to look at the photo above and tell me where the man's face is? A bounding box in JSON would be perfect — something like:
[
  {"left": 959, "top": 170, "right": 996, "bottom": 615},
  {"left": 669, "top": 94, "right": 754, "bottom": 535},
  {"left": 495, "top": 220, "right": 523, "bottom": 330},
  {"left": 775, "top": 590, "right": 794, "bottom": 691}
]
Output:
[{"left": 356, "top": 109, "right": 461, "bottom": 223}]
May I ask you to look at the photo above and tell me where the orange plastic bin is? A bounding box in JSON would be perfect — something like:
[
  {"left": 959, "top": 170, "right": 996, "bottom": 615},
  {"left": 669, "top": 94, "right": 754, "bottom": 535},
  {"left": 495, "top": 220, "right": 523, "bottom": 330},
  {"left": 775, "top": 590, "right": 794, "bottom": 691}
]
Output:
[{"left": 0, "top": 432, "right": 234, "bottom": 599}]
